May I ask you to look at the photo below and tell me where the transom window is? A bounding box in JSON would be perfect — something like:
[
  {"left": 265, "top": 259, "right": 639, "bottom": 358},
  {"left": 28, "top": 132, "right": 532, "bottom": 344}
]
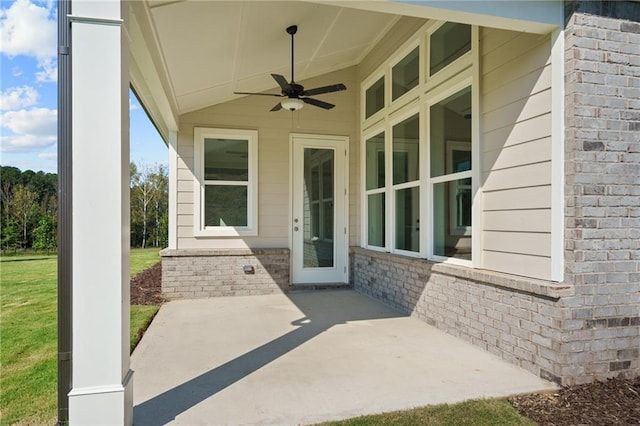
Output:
[
  {"left": 194, "top": 128, "right": 258, "bottom": 237},
  {"left": 429, "top": 22, "right": 471, "bottom": 76}
]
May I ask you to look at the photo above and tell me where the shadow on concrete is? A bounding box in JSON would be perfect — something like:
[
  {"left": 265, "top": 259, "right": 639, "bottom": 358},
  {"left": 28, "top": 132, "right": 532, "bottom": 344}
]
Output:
[{"left": 133, "top": 290, "right": 402, "bottom": 425}]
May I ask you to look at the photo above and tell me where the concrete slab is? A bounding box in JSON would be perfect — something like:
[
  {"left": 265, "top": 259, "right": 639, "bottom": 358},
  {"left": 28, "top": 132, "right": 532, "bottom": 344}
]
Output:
[{"left": 132, "top": 290, "right": 555, "bottom": 425}]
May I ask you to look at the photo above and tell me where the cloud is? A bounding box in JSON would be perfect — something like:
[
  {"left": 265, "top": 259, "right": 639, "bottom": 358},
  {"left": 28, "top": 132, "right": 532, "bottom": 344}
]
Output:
[
  {"left": 0, "top": 0, "right": 57, "bottom": 82},
  {"left": 130, "top": 97, "right": 140, "bottom": 111},
  {"left": 1, "top": 133, "right": 56, "bottom": 152},
  {"left": 35, "top": 57, "right": 56, "bottom": 82},
  {"left": 38, "top": 152, "right": 57, "bottom": 160},
  {"left": 0, "top": 107, "right": 57, "bottom": 153},
  {"left": 0, "top": 85, "right": 38, "bottom": 110}
]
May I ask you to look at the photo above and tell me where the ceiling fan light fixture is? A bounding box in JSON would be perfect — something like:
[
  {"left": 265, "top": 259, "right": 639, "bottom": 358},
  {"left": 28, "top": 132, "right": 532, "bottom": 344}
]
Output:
[{"left": 281, "top": 98, "right": 304, "bottom": 111}]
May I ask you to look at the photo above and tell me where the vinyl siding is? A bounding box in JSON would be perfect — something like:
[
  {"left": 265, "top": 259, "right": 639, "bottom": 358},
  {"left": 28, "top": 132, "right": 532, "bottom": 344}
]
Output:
[
  {"left": 175, "top": 66, "right": 358, "bottom": 249},
  {"left": 480, "top": 28, "right": 553, "bottom": 280}
]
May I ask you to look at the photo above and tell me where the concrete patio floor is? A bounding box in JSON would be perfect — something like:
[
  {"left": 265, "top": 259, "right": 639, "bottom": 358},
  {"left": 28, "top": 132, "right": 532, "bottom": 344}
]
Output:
[{"left": 131, "top": 290, "right": 556, "bottom": 425}]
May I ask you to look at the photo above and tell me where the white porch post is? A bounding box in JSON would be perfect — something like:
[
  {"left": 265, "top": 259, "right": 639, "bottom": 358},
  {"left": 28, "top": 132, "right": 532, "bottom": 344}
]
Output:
[{"left": 67, "top": 0, "right": 132, "bottom": 424}]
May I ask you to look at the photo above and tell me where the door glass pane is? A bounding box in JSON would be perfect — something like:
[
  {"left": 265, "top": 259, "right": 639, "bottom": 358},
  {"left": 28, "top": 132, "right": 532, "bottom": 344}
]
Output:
[
  {"left": 204, "top": 185, "right": 247, "bottom": 226},
  {"left": 365, "top": 77, "right": 385, "bottom": 118},
  {"left": 430, "top": 22, "right": 471, "bottom": 75},
  {"left": 368, "top": 193, "right": 385, "bottom": 247},
  {"left": 322, "top": 159, "right": 333, "bottom": 199},
  {"left": 393, "top": 114, "right": 419, "bottom": 184},
  {"left": 433, "top": 180, "right": 472, "bottom": 260},
  {"left": 430, "top": 87, "right": 472, "bottom": 177},
  {"left": 204, "top": 138, "right": 248, "bottom": 181},
  {"left": 395, "top": 186, "right": 419, "bottom": 252},
  {"left": 366, "top": 132, "right": 385, "bottom": 190},
  {"left": 392, "top": 46, "right": 419, "bottom": 101},
  {"left": 303, "top": 148, "right": 334, "bottom": 268}
]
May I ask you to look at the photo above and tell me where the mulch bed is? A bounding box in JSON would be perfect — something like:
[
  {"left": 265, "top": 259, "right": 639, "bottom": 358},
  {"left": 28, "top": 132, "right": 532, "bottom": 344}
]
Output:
[
  {"left": 130, "top": 261, "right": 165, "bottom": 305},
  {"left": 128, "top": 261, "right": 639, "bottom": 424},
  {"left": 509, "top": 376, "right": 640, "bottom": 425}
]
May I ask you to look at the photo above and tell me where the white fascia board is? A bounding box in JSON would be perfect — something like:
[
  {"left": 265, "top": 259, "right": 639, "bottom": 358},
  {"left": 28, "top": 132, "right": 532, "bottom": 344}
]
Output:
[
  {"left": 309, "top": 0, "right": 563, "bottom": 34},
  {"left": 128, "top": 2, "right": 179, "bottom": 139}
]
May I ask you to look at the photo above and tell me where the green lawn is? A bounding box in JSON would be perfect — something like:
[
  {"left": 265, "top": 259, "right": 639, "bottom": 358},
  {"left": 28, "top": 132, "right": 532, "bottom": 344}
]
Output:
[
  {"left": 317, "top": 399, "right": 535, "bottom": 426},
  {"left": 0, "top": 248, "right": 161, "bottom": 425}
]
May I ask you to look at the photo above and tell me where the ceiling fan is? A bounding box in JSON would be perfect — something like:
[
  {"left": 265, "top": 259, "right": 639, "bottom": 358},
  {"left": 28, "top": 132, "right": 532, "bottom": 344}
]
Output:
[{"left": 234, "top": 25, "right": 347, "bottom": 112}]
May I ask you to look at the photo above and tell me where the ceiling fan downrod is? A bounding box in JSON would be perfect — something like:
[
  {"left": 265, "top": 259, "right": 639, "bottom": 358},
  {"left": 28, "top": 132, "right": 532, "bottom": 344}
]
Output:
[{"left": 286, "top": 25, "right": 297, "bottom": 83}]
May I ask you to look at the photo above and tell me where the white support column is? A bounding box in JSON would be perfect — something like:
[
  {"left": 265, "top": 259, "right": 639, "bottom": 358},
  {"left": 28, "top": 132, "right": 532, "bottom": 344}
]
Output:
[
  {"left": 168, "top": 131, "right": 178, "bottom": 249},
  {"left": 68, "top": 1, "right": 133, "bottom": 424}
]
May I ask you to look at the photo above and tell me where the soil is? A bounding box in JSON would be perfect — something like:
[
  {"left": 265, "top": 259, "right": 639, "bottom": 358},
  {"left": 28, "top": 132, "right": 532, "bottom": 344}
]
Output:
[
  {"left": 128, "top": 262, "right": 639, "bottom": 424},
  {"left": 510, "top": 376, "right": 640, "bottom": 425},
  {"left": 130, "top": 261, "right": 165, "bottom": 305}
]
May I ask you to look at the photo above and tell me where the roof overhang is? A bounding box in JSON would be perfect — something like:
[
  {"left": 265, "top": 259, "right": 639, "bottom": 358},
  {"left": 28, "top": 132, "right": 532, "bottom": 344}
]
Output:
[{"left": 128, "top": 0, "right": 563, "bottom": 142}]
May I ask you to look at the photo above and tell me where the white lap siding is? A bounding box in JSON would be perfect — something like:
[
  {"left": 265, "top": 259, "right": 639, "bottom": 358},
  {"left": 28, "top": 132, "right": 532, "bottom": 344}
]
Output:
[{"left": 480, "top": 28, "right": 554, "bottom": 280}]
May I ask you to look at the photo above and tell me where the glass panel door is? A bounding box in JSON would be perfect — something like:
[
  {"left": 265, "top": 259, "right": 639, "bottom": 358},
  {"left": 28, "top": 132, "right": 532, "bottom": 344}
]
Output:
[
  {"left": 291, "top": 135, "right": 347, "bottom": 284},
  {"left": 303, "top": 148, "right": 335, "bottom": 268}
]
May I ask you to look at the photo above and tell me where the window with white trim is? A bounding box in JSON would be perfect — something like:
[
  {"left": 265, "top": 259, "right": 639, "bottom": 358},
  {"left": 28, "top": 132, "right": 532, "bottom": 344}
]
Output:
[
  {"left": 365, "top": 131, "right": 385, "bottom": 248},
  {"left": 194, "top": 128, "right": 258, "bottom": 237},
  {"left": 361, "top": 20, "right": 475, "bottom": 263},
  {"left": 429, "top": 86, "right": 472, "bottom": 260}
]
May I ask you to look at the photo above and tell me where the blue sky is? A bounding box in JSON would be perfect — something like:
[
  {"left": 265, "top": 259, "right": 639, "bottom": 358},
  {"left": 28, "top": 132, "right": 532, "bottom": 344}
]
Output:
[{"left": 0, "top": 0, "right": 167, "bottom": 173}]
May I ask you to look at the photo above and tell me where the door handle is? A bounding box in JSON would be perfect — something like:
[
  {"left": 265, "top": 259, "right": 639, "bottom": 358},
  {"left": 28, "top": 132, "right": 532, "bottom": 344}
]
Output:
[{"left": 294, "top": 226, "right": 299, "bottom": 232}]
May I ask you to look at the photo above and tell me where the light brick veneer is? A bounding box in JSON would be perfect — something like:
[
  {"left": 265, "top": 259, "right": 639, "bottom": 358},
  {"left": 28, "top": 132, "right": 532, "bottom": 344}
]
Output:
[
  {"left": 563, "top": 2, "right": 640, "bottom": 383},
  {"left": 161, "top": 248, "right": 290, "bottom": 298}
]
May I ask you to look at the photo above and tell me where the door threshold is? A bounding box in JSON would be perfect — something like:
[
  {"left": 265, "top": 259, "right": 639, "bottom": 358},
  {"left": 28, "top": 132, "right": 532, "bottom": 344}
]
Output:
[{"left": 288, "top": 283, "right": 352, "bottom": 292}]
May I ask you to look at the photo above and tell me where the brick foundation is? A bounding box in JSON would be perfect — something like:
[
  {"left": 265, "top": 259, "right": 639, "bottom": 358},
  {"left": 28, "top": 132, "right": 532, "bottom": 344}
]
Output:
[{"left": 160, "top": 248, "right": 290, "bottom": 298}]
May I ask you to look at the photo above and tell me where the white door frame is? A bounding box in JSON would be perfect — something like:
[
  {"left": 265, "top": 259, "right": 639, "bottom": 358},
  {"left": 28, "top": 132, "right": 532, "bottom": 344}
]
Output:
[{"left": 290, "top": 133, "right": 349, "bottom": 284}]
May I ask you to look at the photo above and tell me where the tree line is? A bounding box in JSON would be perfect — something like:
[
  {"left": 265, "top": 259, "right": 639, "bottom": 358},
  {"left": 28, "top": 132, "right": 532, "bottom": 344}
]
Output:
[{"left": 0, "top": 163, "right": 168, "bottom": 253}]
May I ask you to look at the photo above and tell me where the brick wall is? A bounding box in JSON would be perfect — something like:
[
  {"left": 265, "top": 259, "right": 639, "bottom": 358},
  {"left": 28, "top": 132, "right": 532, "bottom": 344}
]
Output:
[
  {"left": 161, "top": 248, "right": 290, "bottom": 298},
  {"left": 351, "top": 248, "right": 578, "bottom": 384},
  {"left": 563, "top": 4, "right": 640, "bottom": 382}
]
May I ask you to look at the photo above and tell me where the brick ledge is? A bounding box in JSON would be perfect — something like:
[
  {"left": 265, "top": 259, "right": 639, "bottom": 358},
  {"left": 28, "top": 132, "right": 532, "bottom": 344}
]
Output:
[
  {"left": 351, "top": 247, "right": 574, "bottom": 299},
  {"left": 161, "top": 248, "right": 290, "bottom": 257}
]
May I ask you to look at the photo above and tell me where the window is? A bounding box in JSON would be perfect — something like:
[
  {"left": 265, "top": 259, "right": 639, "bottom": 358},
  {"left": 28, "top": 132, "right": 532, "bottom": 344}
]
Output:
[
  {"left": 361, "top": 20, "right": 475, "bottom": 263},
  {"left": 430, "top": 22, "right": 471, "bottom": 76},
  {"left": 430, "top": 87, "right": 472, "bottom": 260},
  {"left": 392, "top": 46, "right": 419, "bottom": 101},
  {"left": 365, "top": 77, "right": 385, "bottom": 119},
  {"left": 365, "top": 131, "right": 385, "bottom": 248},
  {"left": 392, "top": 114, "right": 420, "bottom": 252},
  {"left": 194, "top": 128, "right": 258, "bottom": 236}
]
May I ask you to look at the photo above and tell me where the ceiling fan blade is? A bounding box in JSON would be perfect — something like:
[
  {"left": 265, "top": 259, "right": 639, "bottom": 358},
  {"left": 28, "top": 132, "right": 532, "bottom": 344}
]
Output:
[
  {"left": 234, "top": 91, "right": 283, "bottom": 97},
  {"left": 302, "top": 83, "right": 347, "bottom": 97},
  {"left": 270, "top": 102, "right": 283, "bottom": 112},
  {"left": 302, "top": 97, "right": 335, "bottom": 110},
  {"left": 271, "top": 74, "right": 293, "bottom": 94}
]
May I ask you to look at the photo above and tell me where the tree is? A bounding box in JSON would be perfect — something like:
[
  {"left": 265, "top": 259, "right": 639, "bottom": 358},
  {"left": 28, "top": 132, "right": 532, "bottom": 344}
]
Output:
[
  {"left": 130, "top": 162, "right": 168, "bottom": 248},
  {"left": 1, "top": 218, "right": 19, "bottom": 252},
  {"left": 149, "top": 164, "right": 168, "bottom": 248},
  {"left": 10, "top": 185, "right": 38, "bottom": 249},
  {"left": 33, "top": 215, "right": 57, "bottom": 254},
  {"left": 131, "top": 164, "right": 152, "bottom": 248}
]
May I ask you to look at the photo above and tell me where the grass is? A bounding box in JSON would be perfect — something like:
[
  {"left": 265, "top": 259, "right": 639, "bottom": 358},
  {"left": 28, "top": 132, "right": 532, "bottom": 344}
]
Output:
[
  {"left": 0, "top": 247, "right": 162, "bottom": 425},
  {"left": 318, "top": 399, "right": 536, "bottom": 426}
]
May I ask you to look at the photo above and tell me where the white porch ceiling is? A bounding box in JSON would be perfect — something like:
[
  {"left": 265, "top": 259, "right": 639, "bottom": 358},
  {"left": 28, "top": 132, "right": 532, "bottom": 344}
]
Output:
[{"left": 143, "top": 1, "right": 400, "bottom": 114}]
